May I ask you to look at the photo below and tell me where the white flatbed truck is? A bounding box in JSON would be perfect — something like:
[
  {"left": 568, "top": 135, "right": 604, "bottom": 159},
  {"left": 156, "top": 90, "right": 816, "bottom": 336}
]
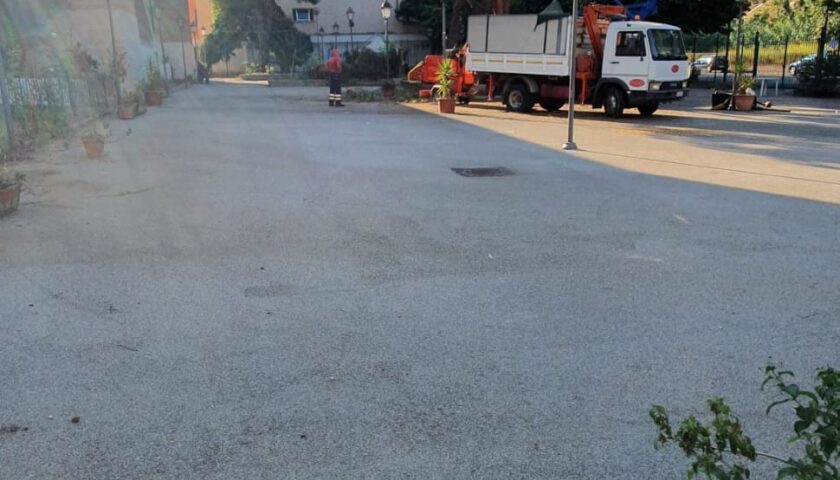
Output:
[{"left": 465, "top": 4, "right": 691, "bottom": 117}]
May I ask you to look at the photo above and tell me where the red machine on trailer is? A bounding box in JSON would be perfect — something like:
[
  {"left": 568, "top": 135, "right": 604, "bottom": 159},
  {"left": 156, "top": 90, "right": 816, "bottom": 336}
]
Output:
[{"left": 407, "top": 49, "right": 477, "bottom": 103}]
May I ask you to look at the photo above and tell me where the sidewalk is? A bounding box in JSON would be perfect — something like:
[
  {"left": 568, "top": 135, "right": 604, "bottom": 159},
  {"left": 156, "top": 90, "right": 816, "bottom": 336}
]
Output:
[{"left": 404, "top": 91, "right": 840, "bottom": 204}]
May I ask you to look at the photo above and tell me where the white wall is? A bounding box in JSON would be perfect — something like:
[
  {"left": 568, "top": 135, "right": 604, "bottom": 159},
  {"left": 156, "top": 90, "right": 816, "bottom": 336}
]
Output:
[
  {"left": 67, "top": 7, "right": 158, "bottom": 91},
  {"left": 163, "top": 41, "right": 198, "bottom": 80}
]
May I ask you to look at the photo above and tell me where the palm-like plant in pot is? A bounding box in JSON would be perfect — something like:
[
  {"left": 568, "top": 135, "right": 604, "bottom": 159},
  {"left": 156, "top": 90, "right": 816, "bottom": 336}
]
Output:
[
  {"left": 436, "top": 58, "right": 457, "bottom": 114},
  {"left": 143, "top": 57, "right": 165, "bottom": 106},
  {"left": 731, "top": 59, "right": 756, "bottom": 111},
  {"left": 119, "top": 90, "right": 140, "bottom": 119}
]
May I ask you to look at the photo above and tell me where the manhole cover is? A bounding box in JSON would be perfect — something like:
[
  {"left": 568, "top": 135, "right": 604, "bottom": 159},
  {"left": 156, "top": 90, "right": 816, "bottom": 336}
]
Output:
[{"left": 450, "top": 167, "right": 515, "bottom": 177}]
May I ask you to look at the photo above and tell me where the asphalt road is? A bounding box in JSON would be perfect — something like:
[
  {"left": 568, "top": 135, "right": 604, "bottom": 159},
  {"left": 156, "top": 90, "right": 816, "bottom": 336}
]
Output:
[{"left": 1, "top": 82, "right": 839, "bottom": 479}]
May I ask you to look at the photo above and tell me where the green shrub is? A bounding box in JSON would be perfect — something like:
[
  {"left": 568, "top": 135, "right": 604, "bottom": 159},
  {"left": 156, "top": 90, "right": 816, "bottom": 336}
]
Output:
[
  {"left": 341, "top": 49, "right": 400, "bottom": 81},
  {"left": 651, "top": 365, "right": 840, "bottom": 480},
  {"left": 143, "top": 57, "right": 165, "bottom": 91}
]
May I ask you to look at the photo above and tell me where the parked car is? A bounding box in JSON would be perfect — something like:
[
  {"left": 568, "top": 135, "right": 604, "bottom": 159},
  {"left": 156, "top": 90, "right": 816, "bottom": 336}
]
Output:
[
  {"left": 789, "top": 54, "right": 817, "bottom": 75},
  {"left": 694, "top": 55, "right": 728, "bottom": 72}
]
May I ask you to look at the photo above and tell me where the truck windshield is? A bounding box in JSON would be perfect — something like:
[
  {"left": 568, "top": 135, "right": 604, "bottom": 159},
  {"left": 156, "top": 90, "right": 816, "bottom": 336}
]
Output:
[{"left": 648, "top": 29, "right": 687, "bottom": 61}]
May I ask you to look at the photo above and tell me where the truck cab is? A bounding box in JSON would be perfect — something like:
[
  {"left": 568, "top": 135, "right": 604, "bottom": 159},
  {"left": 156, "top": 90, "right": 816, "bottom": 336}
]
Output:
[{"left": 595, "top": 21, "right": 690, "bottom": 117}]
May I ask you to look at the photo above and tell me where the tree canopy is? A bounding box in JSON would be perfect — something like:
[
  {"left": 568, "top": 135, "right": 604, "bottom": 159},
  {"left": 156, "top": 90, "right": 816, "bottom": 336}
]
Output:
[
  {"left": 742, "top": 0, "right": 840, "bottom": 42},
  {"left": 203, "top": 0, "right": 313, "bottom": 71}
]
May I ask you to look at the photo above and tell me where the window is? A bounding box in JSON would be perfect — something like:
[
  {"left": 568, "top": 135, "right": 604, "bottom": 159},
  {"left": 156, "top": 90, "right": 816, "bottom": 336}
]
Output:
[
  {"left": 615, "top": 31, "right": 646, "bottom": 57},
  {"left": 293, "top": 8, "right": 313, "bottom": 22},
  {"left": 648, "top": 29, "right": 688, "bottom": 61}
]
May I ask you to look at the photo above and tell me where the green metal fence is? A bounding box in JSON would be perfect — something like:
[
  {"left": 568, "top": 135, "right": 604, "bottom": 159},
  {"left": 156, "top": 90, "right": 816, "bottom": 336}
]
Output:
[{"left": 684, "top": 31, "right": 825, "bottom": 89}]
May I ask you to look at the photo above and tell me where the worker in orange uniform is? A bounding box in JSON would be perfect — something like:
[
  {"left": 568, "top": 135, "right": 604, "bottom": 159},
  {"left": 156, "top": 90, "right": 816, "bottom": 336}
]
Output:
[{"left": 326, "top": 48, "right": 343, "bottom": 107}]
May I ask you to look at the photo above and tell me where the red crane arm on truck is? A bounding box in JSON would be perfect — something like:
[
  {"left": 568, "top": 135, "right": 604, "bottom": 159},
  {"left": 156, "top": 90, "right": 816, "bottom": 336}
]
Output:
[{"left": 582, "top": 4, "right": 627, "bottom": 65}]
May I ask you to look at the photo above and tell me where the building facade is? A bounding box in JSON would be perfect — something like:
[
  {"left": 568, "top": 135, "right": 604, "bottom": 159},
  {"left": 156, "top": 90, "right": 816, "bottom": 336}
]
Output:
[
  {"left": 187, "top": 0, "right": 429, "bottom": 75},
  {"left": 1, "top": 0, "right": 197, "bottom": 91},
  {"left": 276, "top": 0, "right": 429, "bottom": 65}
]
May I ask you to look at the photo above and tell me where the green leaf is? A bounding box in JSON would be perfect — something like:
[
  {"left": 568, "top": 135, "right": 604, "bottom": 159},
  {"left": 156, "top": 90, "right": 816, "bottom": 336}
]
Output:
[
  {"left": 795, "top": 406, "right": 816, "bottom": 422},
  {"left": 776, "top": 466, "right": 800, "bottom": 479},
  {"left": 794, "top": 420, "right": 811, "bottom": 434},
  {"left": 781, "top": 384, "right": 800, "bottom": 399},
  {"left": 766, "top": 399, "right": 792, "bottom": 415}
]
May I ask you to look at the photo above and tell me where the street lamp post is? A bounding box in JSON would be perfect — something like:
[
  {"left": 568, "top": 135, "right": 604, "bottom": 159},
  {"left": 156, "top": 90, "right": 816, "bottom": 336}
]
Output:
[
  {"left": 562, "top": 0, "right": 578, "bottom": 150},
  {"left": 319, "top": 27, "right": 325, "bottom": 60},
  {"left": 381, "top": 0, "right": 392, "bottom": 80},
  {"left": 346, "top": 8, "right": 355, "bottom": 52},
  {"left": 441, "top": 0, "right": 446, "bottom": 54},
  {"left": 333, "top": 22, "right": 340, "bottom": 50}
]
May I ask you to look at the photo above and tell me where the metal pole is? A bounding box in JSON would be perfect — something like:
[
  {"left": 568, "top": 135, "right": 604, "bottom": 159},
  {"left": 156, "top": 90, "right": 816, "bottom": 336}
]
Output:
[
  {"left": 780, "top": 34, "right": 789, "bottom": 89},
  {"left": 0, "top": 48, "right": 15, "bottom": 150},
  {"left": 562, "top": 0, "right": 578, "bottom": 151},
  {"left": 385, "top": 19, "right": 390, "bottom": 80},
  {"left": 106, "top": 0, "right": 122, "bottom": 110},
  {"left": 349, "top": 24, "right": 354, "bottom": 51},
  {"left": 723, "top": 26, "right": 731, "bottom": 84},
  {"left": 181, "top": 24, "right": 189, "bottom": 84},
  {"left": 155, "top": 6, "right": 171, "bottom": 94},
  {"left": 733, "top": 4, "right": 743, "bottom": 96},
  {"left": 441, "top": 0, "right": 446, "bottom": 54},
  {"left": 692, "top": 35, "right": 697, "bottom": 62},
  {"left": 816, "top": 5, "right": 829, "bottom": 80},
  {"left": 713, "top": 34, "right": 719, "bottom": 83}
]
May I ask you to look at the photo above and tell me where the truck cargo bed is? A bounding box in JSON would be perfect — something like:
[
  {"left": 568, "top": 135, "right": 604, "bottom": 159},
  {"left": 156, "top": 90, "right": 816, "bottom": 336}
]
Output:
[{"left": 467, "top": 52, "right": 570, "bottom": 77}]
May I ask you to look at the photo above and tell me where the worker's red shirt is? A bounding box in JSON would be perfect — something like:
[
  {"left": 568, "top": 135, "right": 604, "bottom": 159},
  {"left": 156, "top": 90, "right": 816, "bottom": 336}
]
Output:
[{"left": 326, "top": 52, "right": 342, "bottom": 74}]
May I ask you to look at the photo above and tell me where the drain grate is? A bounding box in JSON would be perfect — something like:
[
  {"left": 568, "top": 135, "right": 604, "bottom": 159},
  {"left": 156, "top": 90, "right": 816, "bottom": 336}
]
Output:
[{"left": 450, "top": 167, "right": 515, "bottom": 177}]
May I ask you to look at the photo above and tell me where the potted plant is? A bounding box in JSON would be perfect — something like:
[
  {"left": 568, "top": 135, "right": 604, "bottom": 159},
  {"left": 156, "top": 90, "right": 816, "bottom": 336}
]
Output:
[
  {"left": 0, "top": 166, "right": 23, "bottom": 218},
  {"left": 733, "top": 76, "right": 757, "bottom": 111},
  {"left": 436, "top": 58, "right": 457, "bottom": 114},
  {"left": 731, "top": 59, "right": 756, "bottom": 111},
  {"left": 118, "top": 91, "right": 139, "bottom": 119},
  {"left": 381, "top": 79, "right": 396, "bottom": 99},
  {"left": 80, "top": 121, "right": 108, "bottom": 159},
  {"left": 143, "top": 57, "right": 165, "bottom": 106}
]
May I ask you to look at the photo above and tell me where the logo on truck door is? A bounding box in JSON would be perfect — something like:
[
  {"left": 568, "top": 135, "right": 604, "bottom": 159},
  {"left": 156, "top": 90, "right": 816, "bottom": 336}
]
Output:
[
  {"left": 629, "top": 79, "right": 645, "bottom": 87},
  {"left": 671, "top": 65, "right": 680, "bottom": 73}
]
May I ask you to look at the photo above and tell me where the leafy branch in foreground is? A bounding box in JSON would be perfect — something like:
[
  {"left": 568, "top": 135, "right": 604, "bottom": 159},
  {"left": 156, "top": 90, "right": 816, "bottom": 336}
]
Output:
[{"left": 650, "top": 365, "right": 839, "bottom": 479}]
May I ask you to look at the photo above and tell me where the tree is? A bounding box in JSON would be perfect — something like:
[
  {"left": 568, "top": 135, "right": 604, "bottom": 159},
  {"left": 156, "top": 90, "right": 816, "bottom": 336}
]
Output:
[
  {"left": 203, "top": 0, "right": 313, "bottom": 71},
  {"left": 650, "top": 0, "right": 741, "bottom": 33},
  {"left": 741, "top": 0, "right": 840, "bottom": 42}
]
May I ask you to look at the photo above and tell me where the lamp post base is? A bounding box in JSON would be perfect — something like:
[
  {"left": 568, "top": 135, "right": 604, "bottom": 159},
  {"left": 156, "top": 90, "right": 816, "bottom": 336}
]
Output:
[{"left": 561, "top": 142, "right": 578, "bottom": 150}]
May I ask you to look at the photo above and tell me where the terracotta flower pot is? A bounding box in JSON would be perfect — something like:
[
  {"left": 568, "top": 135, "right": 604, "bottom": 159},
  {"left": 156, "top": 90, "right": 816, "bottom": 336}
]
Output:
[
  {"left": 732, "top": 94, "right": 756, "bottom": 111},
  {"left": 144, "top": 90, "right": 163, "bottom": 106},
  {"left": 0, "top": 183, "right": 21, "bottom": 218},
  {"left": 81, "top": 136, "right": 105, "bottom": 159},
  {"left": 118, "top": 104, "right": 136, "bottom": 120},
  {"left": 439, "top": 98, "right": 456, "bottom": 114}
]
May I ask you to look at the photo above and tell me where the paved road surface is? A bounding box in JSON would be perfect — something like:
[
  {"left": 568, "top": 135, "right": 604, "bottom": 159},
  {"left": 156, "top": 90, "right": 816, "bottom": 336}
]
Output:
[{"left": 1, "top": 82, "right": 839, "bottom": 479}]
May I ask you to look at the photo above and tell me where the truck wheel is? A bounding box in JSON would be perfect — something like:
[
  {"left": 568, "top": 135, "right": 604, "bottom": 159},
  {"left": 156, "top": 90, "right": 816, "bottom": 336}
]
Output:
[
  {"left": 538, "top": 99, "right": 564, "bottom": 112},
  {"left": 505, "top": 85, "right": 534, "bottom": 113},
  {"left": 603, "top": 87, "right": 625, "bottom": 119},
  {"left": 638, "top": 104, "right": 658, "bottom": 116}
]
